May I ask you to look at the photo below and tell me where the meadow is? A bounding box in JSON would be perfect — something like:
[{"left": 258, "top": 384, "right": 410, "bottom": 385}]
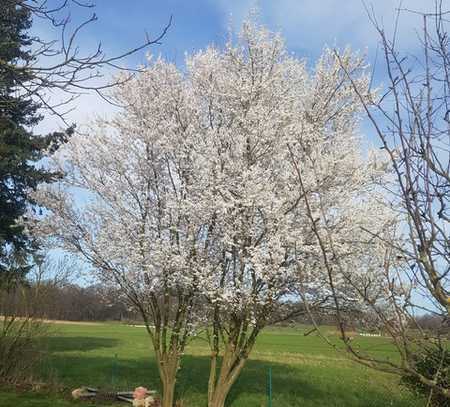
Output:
[{"left": 0, "top": 322, "right": 424, "bottom": 406}]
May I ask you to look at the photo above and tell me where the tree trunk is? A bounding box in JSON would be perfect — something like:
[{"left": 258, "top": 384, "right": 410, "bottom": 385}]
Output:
[
  {"left": 209, "top": 386, "right": 230, "bottom": 407},
  {"left": 209, "top": 372, "right": 242, "bottom": 407},
  {"left": 208, "top": 345, "right": 247, "bottom": 407},
  {"left": 161, "top": 373, "right": 176, "bottom": 407},
  {"left": 156, "top": 351, "right": 179, "bottom": 407},
  {"left": 208, "top": 351, "right": 218, "bottom": 406}
]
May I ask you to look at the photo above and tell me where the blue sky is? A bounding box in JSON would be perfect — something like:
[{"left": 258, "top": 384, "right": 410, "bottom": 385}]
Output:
[{"left": 34, "top": 0, "right": 431, "bottom": 135}]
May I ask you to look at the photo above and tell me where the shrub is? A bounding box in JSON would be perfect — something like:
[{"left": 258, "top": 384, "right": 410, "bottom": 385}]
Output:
[
  {"left": 0, "top": 316, "right": 47, "bottom": 383},
  {"left": 401, "top": 344, "right": 449, "bottom": 407}
]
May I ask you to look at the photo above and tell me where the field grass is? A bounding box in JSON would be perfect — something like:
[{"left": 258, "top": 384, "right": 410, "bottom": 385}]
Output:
[{"left": 0, "top": 322, "right": 424, "bottom": 406}]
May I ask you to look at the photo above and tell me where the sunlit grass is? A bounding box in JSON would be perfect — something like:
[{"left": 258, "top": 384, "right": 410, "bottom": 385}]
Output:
[{"left": 0, "top": 322, "right": 423, "bottom": 406}]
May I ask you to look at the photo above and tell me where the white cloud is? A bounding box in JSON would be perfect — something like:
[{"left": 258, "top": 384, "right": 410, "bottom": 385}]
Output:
[
  {"left": 33, "top": 89, "right": 117, "bottom": 135},
  {"left": 210, "top": 0, "right": 433, "bottom": 54}
]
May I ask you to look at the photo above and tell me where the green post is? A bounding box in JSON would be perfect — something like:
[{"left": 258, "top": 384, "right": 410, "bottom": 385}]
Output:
[
  {"left": 267, "top": 366, "right": 272, "bottom": 407},
  {"left": 112, "top": 353, "right": 118, "bottom": 386}
]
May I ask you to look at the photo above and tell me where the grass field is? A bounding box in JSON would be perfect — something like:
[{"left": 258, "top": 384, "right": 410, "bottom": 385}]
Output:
[{"left": 0, "top": 322, "right": 424, "bottom": 406}]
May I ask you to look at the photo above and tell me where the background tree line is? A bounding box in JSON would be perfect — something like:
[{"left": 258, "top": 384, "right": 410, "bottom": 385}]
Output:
[{"left": 4, "top": 282, "right": 136, "bottom": 322}]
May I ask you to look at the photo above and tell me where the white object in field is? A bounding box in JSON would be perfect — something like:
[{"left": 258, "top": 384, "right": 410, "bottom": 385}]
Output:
[
  {"left": 133, "top": 396, "right": 156, "bottom": 407},
  {"left": 71, "top": 387, "right": 97, "bottom": 399}
]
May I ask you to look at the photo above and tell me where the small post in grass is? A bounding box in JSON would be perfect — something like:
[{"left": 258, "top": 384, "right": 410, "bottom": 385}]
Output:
[
  {"left": 112, "top": 353, "right": 118, "bottom": 386},
  {"left": 267, "top": 366, "right": 273, "bottom": 407}
]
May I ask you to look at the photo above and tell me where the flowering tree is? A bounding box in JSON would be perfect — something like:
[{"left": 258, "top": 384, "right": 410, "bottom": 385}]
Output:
[
  {"left": 185, "top": 25, "right": 300, "bottom": 407},
  {"left": 31, "top": 59, "right": 211, "bottom": 407},
  {"left": 31, "top": 19, "right": 393, "bottom": 407}
]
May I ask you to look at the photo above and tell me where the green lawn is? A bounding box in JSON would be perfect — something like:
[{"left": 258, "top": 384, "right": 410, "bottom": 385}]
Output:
[{"left": 0, "top": 323, "right": 424, "bottom": 406}]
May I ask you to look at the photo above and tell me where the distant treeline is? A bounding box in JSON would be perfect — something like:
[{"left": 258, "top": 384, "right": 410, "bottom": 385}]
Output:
[
  {"left": 3, "top": 279, "right": 447, "bottom": 334},
  {"left": 3, "top": 282, "right": 139, "bottom": 322}
]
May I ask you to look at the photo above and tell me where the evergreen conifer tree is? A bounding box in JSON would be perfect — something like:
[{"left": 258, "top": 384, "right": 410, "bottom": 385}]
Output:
[{"left": 0, "top": 1, "right": 69, "bottom": 286}]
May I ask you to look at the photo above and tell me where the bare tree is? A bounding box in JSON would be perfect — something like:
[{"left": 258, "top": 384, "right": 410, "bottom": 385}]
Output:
[
  {"left": 294, "top": 1, "right": 449, "bottom": 401},
  {"left": 3, "top": 0, "right": 171, "bottom": 125},
  {"left": 357, "top": 1, "right": 449, "bottom": 316}
]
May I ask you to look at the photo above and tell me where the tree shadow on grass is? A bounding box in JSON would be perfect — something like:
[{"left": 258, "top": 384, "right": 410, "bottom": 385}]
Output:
[
  {"left": 177, "top": 355, "right": 325, "bottom": 406},
  {"left": 42, "top": 352, "right": 315, "bottom": 403},
  {"left": 38, "top": 351, "right": 418, "bottom": 407},
  {"left": 38, "top": 336, "right": 120, "bottom": 353}
]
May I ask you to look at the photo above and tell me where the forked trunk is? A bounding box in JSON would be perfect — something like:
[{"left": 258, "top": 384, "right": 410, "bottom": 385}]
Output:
[
  {"left": 209, "top": 379, "right": 236, "bottom": 407},
  {"left": 161, "top": 374, "right": 176, "bottom": 407},
  {"left": 207, "top": 345, "right": 247, "bottom": 407},
  {"left": 157, "top": 352, "right": 179, "bottom": 407},
  {"left": 209, "top": 387, "right": 230, "bottom": 407}
]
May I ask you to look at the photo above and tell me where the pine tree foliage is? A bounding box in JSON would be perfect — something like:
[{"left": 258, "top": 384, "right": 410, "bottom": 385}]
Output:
[{"left": 0, "top": 1, "right": 69, "bottom": 284}]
